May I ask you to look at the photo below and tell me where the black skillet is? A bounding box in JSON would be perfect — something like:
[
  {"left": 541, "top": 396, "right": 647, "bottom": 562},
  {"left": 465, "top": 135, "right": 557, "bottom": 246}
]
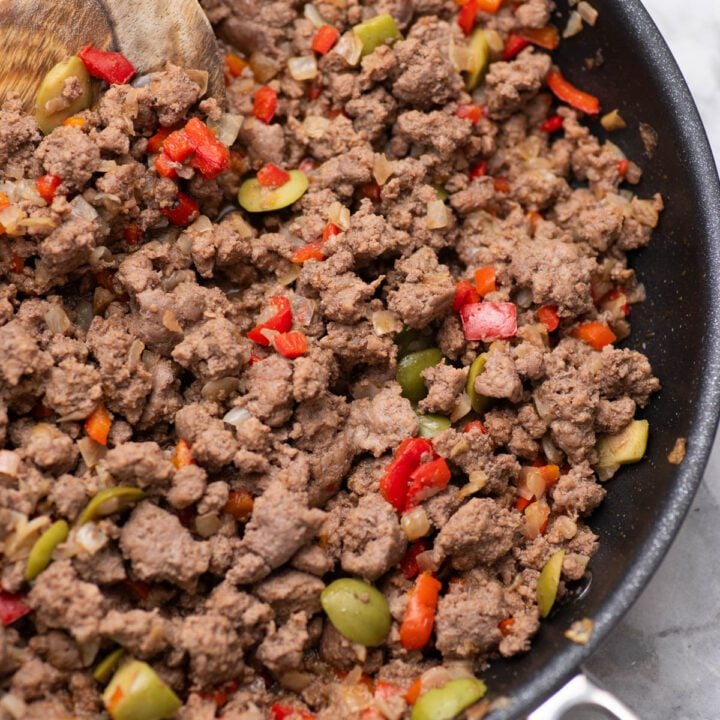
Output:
[{"left": 484, "top": 0, "right": 720, "bottom": 717}]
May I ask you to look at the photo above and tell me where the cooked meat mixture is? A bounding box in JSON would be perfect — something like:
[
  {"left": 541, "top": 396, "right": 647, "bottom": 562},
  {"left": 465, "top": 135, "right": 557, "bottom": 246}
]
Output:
[{"left": 0, "top": 0, "right": 662, "bottom": 718}]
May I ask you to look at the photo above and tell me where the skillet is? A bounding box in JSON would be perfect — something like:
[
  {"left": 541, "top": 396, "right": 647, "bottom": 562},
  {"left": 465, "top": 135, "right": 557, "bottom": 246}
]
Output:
[{"left": 483, "top": 0, "right": 720, "bottom": 717}]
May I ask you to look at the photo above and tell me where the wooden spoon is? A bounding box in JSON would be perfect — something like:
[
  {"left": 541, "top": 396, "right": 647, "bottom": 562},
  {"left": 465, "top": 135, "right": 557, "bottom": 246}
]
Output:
[{"left": 0, "top": 0, "right": 224, "bottom": 109}]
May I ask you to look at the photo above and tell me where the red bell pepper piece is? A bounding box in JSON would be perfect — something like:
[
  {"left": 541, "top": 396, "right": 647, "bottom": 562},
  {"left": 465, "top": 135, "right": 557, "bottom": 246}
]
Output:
[
  {"left": 540, "top": 114, "right": 564, "bottom": 133},
  {"left": 257, "top": 163, "right": 291, "bottom": 189},
  {"left": 322, "top": 222, "right": 341, "bottom": 242},
  {"left": 469, "top": 160, "right": 488, "bottom": 180},
  {"left": 546, "top": 68, "right": 600, "bottom": 115},
  {"left": 452, "top": 279, "right": 480, "bottom": 313},
  {"left": 163, "top": 130, "right": 195, "bottom": 163},
  {"left": 603, "top": 288, "right": 630, "bottom": 317},
  {"left": 225, "top": 54, "right": 247, "bottom": 79},
  {"left": 312, "top": 25, "right": 340, "bottom": 54},
  {"left": 400, "top": 540, "right": 431, "bottom": 580},
  {"left": 360, "top": 182, "right": 382, "bottom": 203},
  {"left": 460, "top": 301, "right": 517, "bottom": 342},
  {"left": 618, "top": 159, "right": 630, "bottom": 178},
  {"left": 270, "top": 705, "right": 315, "bottom": 720},
  {"left": 458, "top": 0, "right": 478, "bottom": 35},
  {"left": 172, "top": 439, "right": 194, "bottom": 469},
  {"left": 254, "top": 86, "right": 278, "bottom": 124},
  {"left": 399, "top": 572, "right": 442, "bottom": 650},
  {"left": 404, "top": 457, "right": 451, "bottom": 509},
  {"left": 78, "top": 45, "right": 135, "bottom": 84},
  {"left": 123, "top": 224, "right": 142, "bottom": 246},
  {"left": 291, "top": 241, "right": 325, "bottom": 264},
  {"left": 273, "top": 331, "right": 308, "bottom": 359},
  {"left": 519, "top": 25, "right": 560, "bottom": 51},
  {"left": 493, "top": 176, "right": 511, "bottom": 193},
  {"left": 146, "top": 126, "right": 173, "bottom": 154},
  {"left": 572, "top": 321, "right": 616, "bottom": 350},
  {"left": 455, "top": 104, "right": 484, "bottom": 124},
  {"left": 379, "top": 438, "right": 435, "bottom": 512},
  {"left": 0, "top": 590, "right": 31, "bottom": 626},
  {"left": 247, "top": 296, "right": 293, "bottom": 346},
  {"left": 537, "top": 305, "right": 560, "bottom": 332},
  {"left": 161, "top": 192, "right": 199, "bottom": 227},
  {"left": 154, "top": 152, "right": 178, "bottom": 178},
  {"left": 477, "top": 0, "right": 503, "bottom": 10},
  {"left": 463, "top": 420, "right": 487, "bottom": 433},
  {"left": 85, "top": 401, "right": 112, "bottom": 446},
  {"left": 502, "top": 34, "right": 530, "bottom": 61},
  {"left": 35, "top": 174, "right": 61, "bottom": 204},
  {"left": 474, "top": 265, "right": 497, "bottom": 297},
  {"left": 183, "top": 117, "right": 231, "bottom": 179},
  {"left": 498, "top": 617, "right": 515, "bottom": 636}
]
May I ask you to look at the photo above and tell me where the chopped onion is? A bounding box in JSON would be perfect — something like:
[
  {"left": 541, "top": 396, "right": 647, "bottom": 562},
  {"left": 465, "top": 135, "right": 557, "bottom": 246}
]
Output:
[
  {"left": 194, "top": 512, "right": 222, "bottom": 538},
  {"left": 600, "top": 109, "right": 626, "bottom": 132},
  {"left": 277, "top": 262, "right": 301, "bottom": 286},
  {"left": 17, "top": 216, "right": 57, "bottom": 231},
  {"left": 201, "top": 377, "right": 240, "bottom": 401},
  {"left": 372, "top": 310, "right": 402, "bottom": 336},
  {"left": 78, "top": 437, "right": 107, "bottom": 468},
  {"left": 97, "top": 159, "right": 118, "bottom": 173},
  {"left": 565, "top": 617, "right": 594, "bottom": 645},
  {"left": 554, "top": 515, "right": 578, "bottom": 540},
  {"left": 523, "top": 500, "right": 550, "bottom": 540},
  {"left": 514, "top": 286, "right": 533, "bottom": 309},
  {"left": 401, "top": 507, "right": 430, "bottom": 540},
  {"left": 127, "top": 339, "right": 145, "bottom": 370},
  {"left": 208, "top": 113, "right": 243, "bottom": 147},
  {"left": 249, "top": 52, "right": 281, "bottom": 83},
  {"left": 79, "top": 638, "right": 100, "bottom": 667},
  {"left": 0, "top": 205, "right": 25, "bottom": 234},
  {"left": 0, "top": 694, "right": 27, "bottom": 719},
  {"left": 372, "top": 154, "right": 394, "bottom": 186},
  {"left": 449, "top": 37, "right": 473, "bottom": 73},
  {"left": 223, "top": 406, "right": 253, "bottom": 427},
  {"left": 161, "top": 269, "right": 195, "bottom": 292},
  {"left": 533, "top": 394, "right": 552, "bottom": 421},
  {"left": 335, "top": 31, "right": 363, "bottom": 66},
  {"left": 93, "top": 288, "right": 115, "bottom": 316},
  {"left": 459, "top": 470, "right": 488, "bottom": 498},
  {"left": 426, "top": 199, "right": 449, "bottom": 229},
  {"left": 0, "top": 450, "right": 20, "bottom": 479},
  {"left": 185, "top": 68, "right": 209, "bottom": 96},
  {"left": 4, "top": 515, "right": 51, "bottom": 561},
  {"left": 74, "top": 522, "right": 108, "bottom": 553},
  {"left": 577, "top": 1, "right": 599, "bottom": 25},
  {"left": 484, "top": 29, "right": 504, "bottom": 56},
  {"left": 44, "top": 305, "right": 71, "bottom": 334},
  {"left": 542, "top": 435, "right": 563, "bottom": 465},
  {"left": 303, "top": 115, "right": 330, "bottom": 140},
  {"left": 563, "top": 11, "right": 583, "bottom": 38},
  {"left": 523, "top": 467, "right": 546, "bottom": 499},
  {"left": 89, "top": 245, "right": 113, "bottom": 266},
  {"left": 304, "top": 3, "right": 325, "bottom": 28},
  {"left": 450, "top": 392, "right": 472, "bottom": 423},
  {"left": 292, "top": 295, "right": 316, "bottom": 327},
  {"left": 288, "top": 55, "right": 318, "bottom": 81},
  {"left": 631, "top": 197, "right": 660, "bottom": 228},
  {"left": 162, "top": 309, "right": 182, "bottom": 333},
  {"left": 328, "top": 201, "right": 351, "bottom": 230},
  {"left": 70, "top": 195, "right": 98, "bottom": 221}
]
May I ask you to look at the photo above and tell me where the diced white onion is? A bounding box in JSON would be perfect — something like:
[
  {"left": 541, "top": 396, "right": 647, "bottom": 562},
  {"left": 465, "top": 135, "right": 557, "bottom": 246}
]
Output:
[
  {"left": 335, "top": 31, "right": 363, "bottom": 66},
  {"left": 162, "top": 309, "right": 182, "bottom": 333},
  {"left": 127, "top": 339, "right": 145, "bottom": 371},
  {"left": 277, "top": 262, "right": 301, "bottom": 286},
  {"left": 328, "top": 201, "right": 351, "bottom": 230},
  {"left": 249, "top": 52, "right": 280, "bottom": 83},
  {"left": 523, "top": 500, "right": 550, "bottom": 540},
  {"left": 484, "top": 29, "right": 504, "bottom": 56},
  {"left": 44, "top": 304, "right": 71, "bottom": 334},
  {"left": 514, "top": 286, "right": 533, "bottom": 309},
  {"left": 304, "top": 3, "right": 325, "bottom": 28},
  {"left": 524, "top": 467, "right": 546, "bottom": 499},
  {"left": 401, "top": 506, "right": 430, "bottom": 540},
  {"left": 194, "top": 512, "right": 222, "bottom": 538},
  {"left": 450, "top": 392, "right": 472, "bottom": 423},
  {"left": 75, "top": 522, "right": 108, "bottom": 553},
  {"left": 563, "top": 11, "right": 584, "bottom": 38},
  {"left": 97, "top": 159, "right": 118, "bottom": 173},
  {"left": 0, "top": 450, "right": 20, "bottom": 479},
  {"left": 459, "top": 470, "right": 488, "bottom": 498},
  {"left": 280, "top": 670, "right": 316, "bottom": 692},
  {"left": 223, "top": 406, "right": 253, "bottom": 427},
  {"left": 0, "top": 694, "right": 27, "bottom": 719},
  {"left": 426, "top": 199, "right": 449, "bottom": 230},
  {"left": 89, "top": 245, "right": 113, "bottom": 266},
  {"left": 17, "top": 216, "right": 57, "bottom": 231},
  {"left": 201, "top": 377, "right": 240, "bottom": 401},
  {"left": 554, "top": 515, "right": 578, "bottom": 540},
  {"left": 288, "top": 55, "right": 318, "bottom": 81},
  {"left": 533, "top": 394, "right": 552, "bottom": 421},
  {"left": 601, "top": 109, "right": 626, "bottom": 132},
  {"left": 4, "top": 515, "right": 51, "bottom": 561},
  {"left": 542, "top": 435, "right": 563, "bottom": 464},
  {"left": 372, "top": 310, "right": 402, "bottom": 336},
  {"left": 577, "top": 1, "right": 599, "bottom": 25},
  {"left": 448, "top": 38, "right": 473, "bottom": 73},
  {"left": 0, "top": 205, "right": 25, "bottom": 234},
  {"left": 416, "top": 549, "right": 439, "bottom": 573},
  {"left": 303, "top": 115, "right": 330, "bottom": 139},
  {"left": 70, "top": 195, "right": 98, "bottom": 221},
  {"left": 372, "top": 154, "right": 394, "bottom": 186},
  {"left": 77, "top": 437, "right": 107, "bottom": 468},
  {"left": 79, "top": 638, "right": 101, "bottom": 667},
  {"left": 208, "top": 113, "right": 243, "bottom": 146},
  {"left": 185, "top": 68, "right": 209, "bottom": 96}
]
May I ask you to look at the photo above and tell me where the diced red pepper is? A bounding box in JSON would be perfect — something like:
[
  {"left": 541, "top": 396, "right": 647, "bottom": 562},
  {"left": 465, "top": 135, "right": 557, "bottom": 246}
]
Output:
[
  {"left": 154, "top": 152, "right": 178, "bottom": 178},
  {"left": 502, "top": 34, "right": 530, "bottom": 61},
  {"left": 539, "top": 464, "right": 561, "bottom": 487},
  {"left": 62, "top": 115, "right": 85, "bottom": 128},
  {"left": 254, "top": 86, "right": 278, "bottom": 124},
  {"left": 458, "top": 0, "right": 478, "bottom": 35},
  {"left": 405, "top": 457, "right": 451, "bottom": 509},
  {"left": 469, "top": 160, "right": 488, "bottom": 180},
  {"left": 85, "top": 401, "right": 111, "bottom": 446},
  {"left": 163, "top": 130, "right": 195, "bottom": 163},
  {"left": 257, "top": 163, "right": 291, "bottom": 189},
  {"left": 618, "top": 159, "right": 630, "bottom": 178},
  {"left": 200, "top": 681, "right": 239, "bottom": 709},
  {"left": 493, "top": 176, "right": 511, "bottom": 193},
  {"left": 477, "top": 0, "right": 503, "bottom": 11},
  {"left": 572, "top": 321, "right": 616, "bottom": 350},
  {"left": 312, "top": 24, "right": 340, "bottom": 55},
  {"left": 0, "top": 591, "right": 31, "bottom": 626},
  {"left": 10, "top": 255, "right": 24, "bottom": 273},
  {"left": 400, "top": 540, "right": 431, "bottom": 580},
  {"left": 273, "top": 331, "right": 308, "bottom": 359},
  {"left": 94, "top": 269, "right": 115, "bottom": 292},
  {"left": 161, "top": 192, "right": 199, "bottom": 227},
  {"left": 299, "top": 158, "right": 317, "bottom": 173},
  {"left": 374, "top": 681, "right": 402, "bottom": 701},
  {"left": 291, "top": 240, "right": 325, "bottom": 264},
  {"left": 78, "top": 45, "right": 135, "bottom": 84},
  {"left": 460, "top": 301, "right": 517, "bottom": 342},
  {"left": 405, "top": 678, "right": 423, "bottom": 705},
  {"left": 225, "top": 54, "right": 247, "bottom": 78},
  {"left": 35, "top": 174, "right": 61, "bottom": 204},
  {"left": 515, "top": 495, "right": 532, "bottom": 512},
  {"left": 474, "top": 265, "right": 497, "bottom": 297},
  {"left": 463, "top": 420, "right": 487, "bottom": 433},
  {"left": 270, "top": 704, "right": 315, "bottom": 720},
  {"left": 519, "top": 25, "right": 560, "bottom": 51},
  {"left": 248, "top": 354, "right": 263, "bottom": 365},
  {"left": 455, "top": 104, "right": 484, "bottom": 124},
  {"left": 0, "top": 192, "right": 9, "bottom": 211},
  {"left": 399, "top": 572, "right": 442, "bottom": 650},
  {"left": 123, "top": 224, "right": 142, "bottom": 246},
  {"left": 307, "top": 82, "right": 323, "bottom": 101},
  {"left": 379, "top": 438, "right": 435, "bottom": 512},
  {"left": 183, "top": 117, "right": 231, "bottom": 179},
  {"left": 527, "top": 210, "right": 542, "bottom": 234},
  {"left": 546, "top": 68, "right": 600, "bottom": 115},
  {"left": 146, "top": 126, "right": 173, "bottom": 154},
  {"left": 537, "top": 305, "right": 560, "bottom": 332},
  {"left": 604, "top": 288, "right": 630, "bottom": 317},
  {"left": 247, "top": 296, "right": 293, "bottom": 346},
  {"left": 172, "top": 439, "right": 194, "bottom": 469},
  {"left": 452, "top": 279, "right": 481, "bottom": 313},
  {"left": 498, "top": 617, "right": 515, "bottom": 636},
  {"left": 540, "top": 114, "right": 564, "bottom": 133},
  {"left": 323, "top": 222, "right": 341, "bottom": 242},
  {"left": 224, "top": 490, "right": 254, "bottom": 522},
  {"left": 360, "top": 182, "right": 382, "bottom": 203}
]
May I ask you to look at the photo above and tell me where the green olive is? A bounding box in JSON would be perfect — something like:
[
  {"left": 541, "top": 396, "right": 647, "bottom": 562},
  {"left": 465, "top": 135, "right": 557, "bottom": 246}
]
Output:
[
  {"left": 596, "top": 419, "right": 649, "bottom": 469},
  {"left": 397, "top": 348, "right": 443, "bottom": 402},
  {"left": 396, "top": 328, "right": 435, "bottom": 358},
  {"left": 77, "top": 487, "right": 146, "bottom": 526},
  {"left": 93, "top": 647, "right": 125, "bottom": 684},
  {"left": 432, "top": 184, "right": 449, "bottom": 201},
  {"left": 320, "top": 578, "right": 391, "bottom": 647},
  {"left": 537, "top": 549, "right": 565, "bottom": 618},
  {"left": 35, "top": 56, "right": 93, "bottom": 135},
  {"left": 466, "top": 353, "right": 490, "bottom": 413},
  {"left": 464, "top": 28, "right": 490, "bottom": 91},
  {"left": 24, "top": 519, "right": 69, "bottom": 582},
  {"left": 411, "top": 678, "right": 487, "bottom": 720},
  {"left": 352, "top": 14, "right": 401, "bottom": 56},
  {"left": 238, "top": 170, "right": 308, "bottom": 212},
  {"left": 418, "top": 414, "right": 452, "bottom": 439},
  {"left": 103, "top": 660, "right": 181, "bottom": 720}
]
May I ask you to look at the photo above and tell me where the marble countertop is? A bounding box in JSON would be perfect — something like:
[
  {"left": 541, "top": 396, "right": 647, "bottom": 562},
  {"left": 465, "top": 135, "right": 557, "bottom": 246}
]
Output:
[{"left": 563, "top": 1, "right": 720, "bottom": 718}]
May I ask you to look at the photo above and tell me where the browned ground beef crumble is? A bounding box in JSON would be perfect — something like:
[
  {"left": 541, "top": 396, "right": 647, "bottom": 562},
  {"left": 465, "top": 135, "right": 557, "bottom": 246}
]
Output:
[{"left": 0, "top": 0, "right": 663, "bottom": 717}]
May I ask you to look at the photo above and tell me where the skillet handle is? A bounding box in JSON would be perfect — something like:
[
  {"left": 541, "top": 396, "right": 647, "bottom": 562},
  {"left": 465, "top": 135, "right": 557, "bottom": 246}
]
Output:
[{"left": 527, "top": 674, "right": 641, "bottom": 720}]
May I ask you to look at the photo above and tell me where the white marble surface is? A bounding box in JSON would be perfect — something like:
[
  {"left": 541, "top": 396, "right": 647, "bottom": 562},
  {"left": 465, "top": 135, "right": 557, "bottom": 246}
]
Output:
[{"left": 565, "top": 1, "right": 720, "bottom": 718}]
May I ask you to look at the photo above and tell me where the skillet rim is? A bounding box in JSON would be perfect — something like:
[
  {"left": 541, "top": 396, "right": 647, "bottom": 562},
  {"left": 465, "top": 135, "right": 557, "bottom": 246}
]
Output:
[{"left": 488, "top": 1, "right": 720, "bottom": 717}]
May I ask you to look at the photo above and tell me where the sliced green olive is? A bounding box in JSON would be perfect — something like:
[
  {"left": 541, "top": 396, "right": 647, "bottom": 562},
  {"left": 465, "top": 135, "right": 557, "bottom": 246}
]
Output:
[
  {"left": 103, "top": 660, "right": 181, "bottom": 720},
  {"left": 24, "top": 519, "right": 69, "bottom": 582},
  {"left": 352, "top": 14, "right": 401, "bottom": 56},
  {"left": 238, "top": 170, "right": 308, "bottom": 213},
  {"left": 321, "top": 578, "right": 391, "bottom": 647},
  {"left": 433, "top": 184, "right": 449, "bottom": 201},
  {"left": 537, "top": 549, "right": 565, "bottom": 618},
  {"left": 464, "top": 28, "right": 490, "bottom": 91},
  {"left": 397, "top": 348, "right": 443, "bottom": 402},
  {"left": 596, "top": 419, "right": 649, "bottom": 469},
  {"left": 396, "top": 328, "right": 434, "bottom": 358},
  {"left": 35, "top": 55, "right": 93, "bottom": 134},
  {"left": 411, "top": 678, "right": 487, "bottom": 720},
  {"left": 77, "top": 487, "right": 146, "bottom": 526},
  {"left": 418, "top": 414, "right": 452, "bottom": 439},
  {"left": 466, "top": 353, "right": 490, "bottom": 413},
  {"left": 93, "top": 648, "right": 126, "bottom": 684}
]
